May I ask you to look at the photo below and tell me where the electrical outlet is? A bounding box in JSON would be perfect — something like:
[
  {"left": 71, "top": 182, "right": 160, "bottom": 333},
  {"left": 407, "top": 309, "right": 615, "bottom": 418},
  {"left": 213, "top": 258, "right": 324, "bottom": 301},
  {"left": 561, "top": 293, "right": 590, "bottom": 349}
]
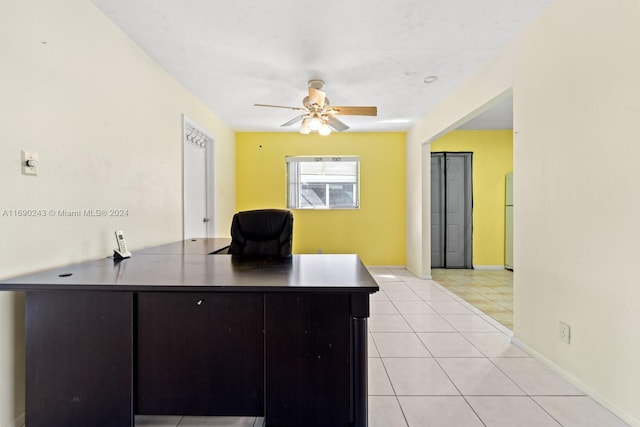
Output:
[{"left": 559, "top": 321, "right": 571, "bottom": 344}]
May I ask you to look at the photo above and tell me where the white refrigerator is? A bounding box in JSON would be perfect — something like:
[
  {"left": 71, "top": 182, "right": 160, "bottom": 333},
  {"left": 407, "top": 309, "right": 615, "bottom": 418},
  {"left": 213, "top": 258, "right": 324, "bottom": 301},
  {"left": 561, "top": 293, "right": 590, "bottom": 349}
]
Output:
[{"left": 505, "top": 172, "right": 513, "bottom": 270}]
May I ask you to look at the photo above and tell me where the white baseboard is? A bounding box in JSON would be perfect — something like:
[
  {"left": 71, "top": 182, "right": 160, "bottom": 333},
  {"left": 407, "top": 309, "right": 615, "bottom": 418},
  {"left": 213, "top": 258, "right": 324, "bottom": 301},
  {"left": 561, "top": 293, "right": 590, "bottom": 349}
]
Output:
[
  {"left": 367, "top": 265, "right": 432, "bottom": 280},
  {"left": 8, "top": 412, "right": 24, "bottom": 427},
  {"left": 402, "top": 266, "right": 432, "bottom": 280},
  {"left": 473, "top": 265, "right": 507, "bottom": 270},
  {"left": 511, "top": 337, "right": 639, "bottom": 427},
  {"left": 366, "top": 265, "right": 406, "bottom": 269}
]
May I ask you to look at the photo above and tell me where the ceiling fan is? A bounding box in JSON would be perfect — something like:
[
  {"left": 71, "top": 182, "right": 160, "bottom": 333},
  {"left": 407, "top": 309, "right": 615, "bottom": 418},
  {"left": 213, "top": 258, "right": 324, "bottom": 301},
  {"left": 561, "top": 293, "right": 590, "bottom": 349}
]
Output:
[{"left": 254, "top": 80, "right": 377, "bottom": 135}]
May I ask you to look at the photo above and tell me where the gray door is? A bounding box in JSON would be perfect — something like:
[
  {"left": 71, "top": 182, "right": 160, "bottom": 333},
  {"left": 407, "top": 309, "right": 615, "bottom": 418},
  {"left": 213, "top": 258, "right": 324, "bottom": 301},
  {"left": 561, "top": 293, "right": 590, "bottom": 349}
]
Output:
[
  {"left": 431, "top": 155, "right": 445, "bottom": 267},
  {"left": 430, "top": 152, "right": 473, "bottom": 268}
]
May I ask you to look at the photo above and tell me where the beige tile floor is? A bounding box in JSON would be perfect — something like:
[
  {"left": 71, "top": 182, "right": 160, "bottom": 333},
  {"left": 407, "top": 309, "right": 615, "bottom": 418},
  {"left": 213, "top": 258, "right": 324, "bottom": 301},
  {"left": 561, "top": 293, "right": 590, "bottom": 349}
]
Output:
[
  {"left": 432, "top": 268, "right": 514, "bottom": 330},
  {"left": 365, "top": 267, "right": 628, "bottom": 427},
  {"left": 134, "top": 267, "right": 629, "bottom": 427}
]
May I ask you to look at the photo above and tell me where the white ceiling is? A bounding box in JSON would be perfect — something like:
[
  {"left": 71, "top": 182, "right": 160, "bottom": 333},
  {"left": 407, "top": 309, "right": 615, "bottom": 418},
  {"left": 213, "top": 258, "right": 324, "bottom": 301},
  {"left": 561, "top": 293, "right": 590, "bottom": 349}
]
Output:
[
  {"left": 90, "top": 0, "right": 551, "bottom": 132},
  {"left": 457, "top": 96, "right": 513, "bottom": 130}
]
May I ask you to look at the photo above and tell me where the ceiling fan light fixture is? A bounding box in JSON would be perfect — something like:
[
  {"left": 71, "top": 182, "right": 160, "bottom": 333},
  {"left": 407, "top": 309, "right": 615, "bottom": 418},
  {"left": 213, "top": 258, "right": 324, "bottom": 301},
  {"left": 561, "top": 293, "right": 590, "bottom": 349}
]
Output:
[
  {"left": 299, "top": 118, "right": 311, "bottom": 134},
  {"left": 309, "top": 115, "right": 322, "bottom": 131},
  {"left": 318, "top": 121, "right": 331, "bottom": 136}
]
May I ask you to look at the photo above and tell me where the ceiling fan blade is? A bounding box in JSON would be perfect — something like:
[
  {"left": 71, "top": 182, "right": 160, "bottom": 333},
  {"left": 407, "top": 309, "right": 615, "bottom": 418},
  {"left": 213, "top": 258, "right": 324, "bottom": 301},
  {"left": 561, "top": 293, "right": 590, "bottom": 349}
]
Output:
[
  {"left": 327, "top": 115, "right": 350, "bottom": 132},
  {"left": 281, "top": 115, "right": 304, "bottom": 127},
  {"left": 254, "top": 103, "right": 307, "bottom": 112},
  {"left": 330, "top": 106, "right": 377, "bottom": 116},
  {"left": 308, "top": 87, "right": 326, "bottom": 107}
]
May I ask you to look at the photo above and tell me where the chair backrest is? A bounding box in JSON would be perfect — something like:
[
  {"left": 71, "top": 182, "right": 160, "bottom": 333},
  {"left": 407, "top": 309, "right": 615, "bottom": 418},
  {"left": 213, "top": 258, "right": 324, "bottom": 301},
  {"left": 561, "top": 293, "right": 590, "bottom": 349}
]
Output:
[{"left": 228, "top": 209, "right": 293, "bottom": 257}]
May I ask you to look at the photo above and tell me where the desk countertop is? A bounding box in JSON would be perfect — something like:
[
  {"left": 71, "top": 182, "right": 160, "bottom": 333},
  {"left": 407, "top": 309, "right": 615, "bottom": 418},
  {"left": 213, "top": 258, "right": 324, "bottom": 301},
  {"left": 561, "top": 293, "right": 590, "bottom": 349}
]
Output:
[{"left": 0, "top": 240, "right": 379, "bottom": 293}]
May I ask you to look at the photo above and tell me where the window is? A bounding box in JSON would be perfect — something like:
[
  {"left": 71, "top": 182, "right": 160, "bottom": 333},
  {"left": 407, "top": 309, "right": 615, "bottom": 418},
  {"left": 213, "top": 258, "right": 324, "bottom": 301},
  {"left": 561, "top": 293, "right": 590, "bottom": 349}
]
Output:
[{"left": 286, "top": 156, "right": 360, "bottom": 209}]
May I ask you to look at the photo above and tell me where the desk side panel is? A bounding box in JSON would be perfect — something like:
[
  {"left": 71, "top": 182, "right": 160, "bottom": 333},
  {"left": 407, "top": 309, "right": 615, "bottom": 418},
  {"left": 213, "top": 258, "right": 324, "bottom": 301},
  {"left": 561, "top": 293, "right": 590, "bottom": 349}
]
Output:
[
  {"left": 26, "top": 291, "right": 133, "bottom": 427},
  {"left": 265, "top": 293, "right": 351, "bottom": 427}
]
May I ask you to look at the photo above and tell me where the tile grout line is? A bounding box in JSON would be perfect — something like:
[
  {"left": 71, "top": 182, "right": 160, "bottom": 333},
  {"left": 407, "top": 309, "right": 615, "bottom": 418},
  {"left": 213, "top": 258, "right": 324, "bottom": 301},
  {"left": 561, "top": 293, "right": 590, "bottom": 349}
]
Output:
[
  {"left": 417, "top": 276, "right": 518, "bottom": 425},
  {"left": 372, "top": 268, "right": 521, "bottom": 427},
  {"left": 436, "top": 270, "right": 580, "bottom": 426}
]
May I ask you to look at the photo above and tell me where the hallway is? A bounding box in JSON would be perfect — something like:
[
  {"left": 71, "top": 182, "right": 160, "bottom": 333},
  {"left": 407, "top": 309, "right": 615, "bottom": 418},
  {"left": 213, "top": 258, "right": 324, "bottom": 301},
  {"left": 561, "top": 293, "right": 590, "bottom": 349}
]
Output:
[{"left": 431, "top": 269, "right": 513, "bottom": 329}]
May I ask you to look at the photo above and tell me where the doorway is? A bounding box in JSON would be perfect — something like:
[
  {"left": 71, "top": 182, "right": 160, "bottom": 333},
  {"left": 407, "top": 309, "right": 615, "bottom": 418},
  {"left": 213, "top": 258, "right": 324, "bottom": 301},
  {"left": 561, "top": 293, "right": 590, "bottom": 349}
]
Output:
[
  {"left": 431, "top": 152, "right": 473, "bottom": 268},
  {"left": 183, "top": 115, "right": 214, "bottom": 239}
]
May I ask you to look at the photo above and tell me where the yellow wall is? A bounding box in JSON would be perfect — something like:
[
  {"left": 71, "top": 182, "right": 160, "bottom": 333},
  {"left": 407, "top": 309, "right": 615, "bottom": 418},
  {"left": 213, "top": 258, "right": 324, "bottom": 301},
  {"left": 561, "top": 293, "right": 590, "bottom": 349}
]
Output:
[
  {"left": 431, "top": 130, "right": 513, "bottom": 266},
  {"left": 236, "top": 132, "right": 406, "bottom": 265}
]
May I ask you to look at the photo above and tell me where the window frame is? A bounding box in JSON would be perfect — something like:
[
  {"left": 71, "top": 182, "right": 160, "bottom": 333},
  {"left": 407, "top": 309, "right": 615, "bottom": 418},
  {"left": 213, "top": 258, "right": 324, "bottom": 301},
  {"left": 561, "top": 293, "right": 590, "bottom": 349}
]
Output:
[{"left": 285, "top": 156, "right": 360, "bottom": 210}]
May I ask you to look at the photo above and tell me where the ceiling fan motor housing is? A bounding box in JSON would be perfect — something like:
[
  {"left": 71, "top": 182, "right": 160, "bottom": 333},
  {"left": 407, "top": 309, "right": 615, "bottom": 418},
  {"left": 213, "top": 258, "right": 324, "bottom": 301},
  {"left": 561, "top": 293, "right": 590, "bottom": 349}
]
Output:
[
  {"left": 303, "top": 96, "right": 330, "bottom": 109},
  {"left": 308, "top": 79, "right": 325, "bottom": 90}
]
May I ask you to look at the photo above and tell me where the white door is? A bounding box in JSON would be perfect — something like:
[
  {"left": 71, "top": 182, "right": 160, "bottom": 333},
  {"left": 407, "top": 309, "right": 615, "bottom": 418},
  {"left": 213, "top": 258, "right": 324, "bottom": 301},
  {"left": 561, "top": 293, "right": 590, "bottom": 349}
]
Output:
[{"left": 183, "top": 116, "right": 213, "bottom": 239}]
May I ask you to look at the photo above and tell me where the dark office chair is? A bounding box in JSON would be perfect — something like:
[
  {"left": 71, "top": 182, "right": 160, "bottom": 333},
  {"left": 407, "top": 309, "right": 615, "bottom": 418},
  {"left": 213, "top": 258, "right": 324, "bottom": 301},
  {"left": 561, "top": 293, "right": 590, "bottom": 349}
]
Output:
[{"left": 219, "top": 209, "right": 293, "bottom": 257}]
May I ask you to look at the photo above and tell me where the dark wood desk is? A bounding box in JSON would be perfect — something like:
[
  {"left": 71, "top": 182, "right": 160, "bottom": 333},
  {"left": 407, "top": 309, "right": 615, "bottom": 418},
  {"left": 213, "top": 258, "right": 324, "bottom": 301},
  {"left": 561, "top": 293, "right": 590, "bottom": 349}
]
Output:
[
  {"left": 134, "top": 237, "right": 231, "bottom": 255},
  {"left": 0, "top": 239, "right": 378, "bottom": 427}
]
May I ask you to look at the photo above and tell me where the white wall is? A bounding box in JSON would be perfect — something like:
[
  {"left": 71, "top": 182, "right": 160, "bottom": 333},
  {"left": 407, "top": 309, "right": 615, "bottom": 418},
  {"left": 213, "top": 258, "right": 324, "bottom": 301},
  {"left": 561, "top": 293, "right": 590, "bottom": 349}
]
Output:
[
  {"left": 513, "top": 0, "right": 640, "bottom": 423},
  {"left": 0, "top": 0, "right": 236, "bottom": 425},
  {"left": 405, "top": 43, "right": 516, "bottom": 277},
  {"left": 407, "top": 0, "right": 640, "bottom": 424}
]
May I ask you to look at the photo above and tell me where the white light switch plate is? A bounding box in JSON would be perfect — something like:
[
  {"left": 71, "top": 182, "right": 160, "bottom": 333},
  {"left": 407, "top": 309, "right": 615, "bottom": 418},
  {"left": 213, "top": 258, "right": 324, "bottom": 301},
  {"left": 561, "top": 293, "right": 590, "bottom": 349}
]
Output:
[{"left": 22, "top": 150, "right": 38, "bottom": 175}]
